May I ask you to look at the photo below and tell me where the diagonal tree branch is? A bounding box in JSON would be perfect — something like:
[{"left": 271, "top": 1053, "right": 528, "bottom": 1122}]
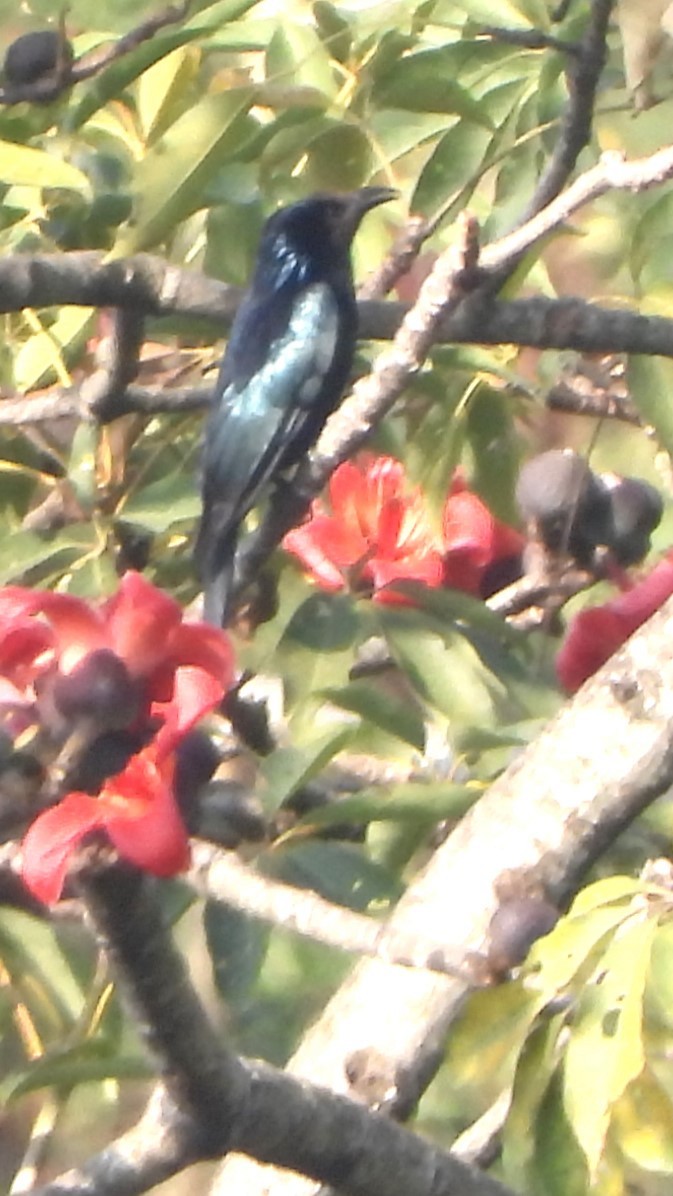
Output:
[{"left": 210, "top": 596, "right": 673, "bottom": 1196}]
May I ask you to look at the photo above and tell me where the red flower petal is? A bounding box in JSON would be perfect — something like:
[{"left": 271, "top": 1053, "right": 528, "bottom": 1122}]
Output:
[
  {"left": 104, "top": 571, "right": 182, "bottom": 679},
  {"left": 21, "top": 793, "right": 103, "bottom": 904},
  {"left": 283, "top": 520, "right": 353, "bottom": 589},
  {"left": 556, "top": 607, "right": 626, "bottom": 694},
  {"left": 557, "top": 553, "right": 673, "bottom": 693},
  {"left": 0, "top": 620, "right": 54, "bottom": 687},
  {"left": 370, "top": 552, "right": 445, "bottom": 604},
  {"left": 24, "top": 592, "right": 105, "bottom": 674},
  {"left": 101, "top": 752, "right": 189, "bottom": 877},
  {"left": 152, "top": 665, "right": 225, "bottom": 752}
]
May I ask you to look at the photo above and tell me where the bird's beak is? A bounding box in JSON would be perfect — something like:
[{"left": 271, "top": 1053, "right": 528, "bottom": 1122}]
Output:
[{"left": 343, "top": 185, "right": 398, "bottom": 235}]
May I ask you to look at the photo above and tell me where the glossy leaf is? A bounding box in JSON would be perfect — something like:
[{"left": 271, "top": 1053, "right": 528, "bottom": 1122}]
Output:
[{"left": 294, "top": 779, "right": 479, "bottom": 828}]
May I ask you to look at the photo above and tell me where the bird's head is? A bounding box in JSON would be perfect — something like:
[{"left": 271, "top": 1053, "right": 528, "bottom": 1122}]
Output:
[{"left": 261, "top": 187, "right": 397, "bottom": 279}]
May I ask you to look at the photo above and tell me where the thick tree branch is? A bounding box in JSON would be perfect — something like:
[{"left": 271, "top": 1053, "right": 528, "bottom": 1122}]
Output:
[
  {"left": 211, "top": 595, "right": 673, "bottom": 1195},
  {"left": 37, "top": 859, "right": 515, "bottom": 1196}
]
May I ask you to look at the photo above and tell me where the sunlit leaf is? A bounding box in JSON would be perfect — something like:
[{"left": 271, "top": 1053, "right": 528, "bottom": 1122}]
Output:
[
  {"left": 114, "top": 89, "right": 254, "bottom": 255},
  {"left": 563, "top": 914, "right": 657, "bottom": 1178},
  {"left": 627, "top": 356, "right": 673, "bottom": 458},
  {"left": 0, "top": 141, "right": 91, "bottom": 194}
]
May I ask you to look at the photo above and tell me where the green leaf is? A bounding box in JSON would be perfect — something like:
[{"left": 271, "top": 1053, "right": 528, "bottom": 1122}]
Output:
[
  {"left": 260, "top": 726, "right": 355, "bottom": 809},
  {"left": 613, "top": 1069, "right": 673, "bottom": 1174},
  {"left": 302, "top": 123, "right": 372, "bottom": 192},
  {"left": 204, "top": 900, "right": 270, "bottom": 1006},
  {"left": 0, "top": 141, "right": 91, "bottom": 195},
  {"left": 627, "top": 356, "right": 673, "bottom": 458},
  {"left": 412, "top": 121, "right": 493, "bottom": 217},
  {"left": 503, "top": 1013, "right": 568, "bottom": 1191},
  {"left": 266, "top": 23, "right": 338, "bottom": 101},
  {"left": 0, "top": 909, "right": 85, "bottom": 1033},
  {"left": 114, "top": 88, "right": 254, "bottom": 255},
  {"left": 15, "top": 308, "right": 94, "bottom": 393},
  {"left": 0, "top": 526, "right": 97, "bottom": 585},
  {"left": 646, "top": 918, "right": 673, "bottom": 1028},
  {"left": 67, "top": 0, "right": 258, "bottom": 128},
  {"left": 563, "top": 914, "right": 657, "bottom": 1178},
  {"left": 372, "top": 49, "right": 492, "bottom": 123},
  {"left": 268, "top": 839, "right": 402, "bottom": 911},
  {"left": 445, "top": 978, "right": 548, "bottom": 1113},
  {"left": 530, "top": 898, "right": 643, "bottom": 998},
  {"left": 294, "top": 780, "right": 479, "bottom": 827},
  {"left": 377, "top": 604, "right": 504, "bottom": 726},
  {"left": 322, "top": 680, "right": 426, "bottom": 751},
  {"left": 457, "top": 0, "right": 535, "bottom": 29},
  {"left": 137, "top": 46, "right": 199, "bottom": 145},
  {"left": 1, "top": 1044, "right": 150, "bottom": 1102},
  {"left": 533, "top": 1068, "right": 588, "bottom": 1196},
  {"left": 120, "top": 471, "right": 200, "bottom": 534}
]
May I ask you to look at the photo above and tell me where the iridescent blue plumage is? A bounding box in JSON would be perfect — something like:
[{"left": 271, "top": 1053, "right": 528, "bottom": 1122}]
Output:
[{"left": 195, "top": 188, "right": 395, "bottom": 626}]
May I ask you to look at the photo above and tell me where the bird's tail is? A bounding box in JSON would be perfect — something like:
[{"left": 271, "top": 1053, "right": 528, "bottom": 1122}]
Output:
[{"left": 195, "top": 522, "right": 238, "bottom": 628}]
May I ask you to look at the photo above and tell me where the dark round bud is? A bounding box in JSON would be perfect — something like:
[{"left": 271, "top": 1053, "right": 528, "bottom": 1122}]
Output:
[
  {"left": 487, "top": 896, "right": 559, "bottom": 977},
  {"left": 69, "top": 730, "right": 142, "bottom": 794},
  {"left": 603, "top": 476, "right": 664, "bottom": 566},
  {"left": 4, "top": 30, "right": 73, "bottom": 86},
  {"left": 189, "top": 780, "right": 267, "bottom": 846},
  {"left": 52, "top": 649, "right": 139, "bottom": 730},
  {"left": 516, "top": 449, "right": 611, "bottom": 566},
  {"left": 174, "top": 730, "right": 220, "bottom": 810}
]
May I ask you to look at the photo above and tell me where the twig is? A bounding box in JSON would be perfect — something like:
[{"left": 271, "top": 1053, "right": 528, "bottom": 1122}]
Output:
[
  {"left": 0, "top": 3, "right": 192, "bottom": 106},
  {"left": 80, "top": 309, "right": 145, "bottom": 422},
  {"left": 546, "top": 370, "right": 640, "bottom": 425},
  {"left": 477, "top": 26, "right": 581, "bottom": 54},
  {"left": 356, "top": 216, "right": 431, "bottom": 301},
  {"left": 188, "top": 842, "right": 481, "bottom": 983},
  {"left": 517, "top": 0, "right": 614, "bottom": 224}
]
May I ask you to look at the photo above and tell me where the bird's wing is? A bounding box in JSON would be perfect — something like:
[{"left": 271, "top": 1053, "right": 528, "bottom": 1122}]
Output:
[{"left": 196, "top": 282, "right": 343, "bottom": 579}]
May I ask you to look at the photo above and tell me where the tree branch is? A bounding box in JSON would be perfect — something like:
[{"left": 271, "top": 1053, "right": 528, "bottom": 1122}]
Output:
[
  {"left": 187, "top": 842, "right": 480, "bottom": 982},
  {"left": 36, "top": 859, "right": 516, "bottom": 1196},
  {"left": 211, "top": 595, "right": 673, "bottom": 1195}
]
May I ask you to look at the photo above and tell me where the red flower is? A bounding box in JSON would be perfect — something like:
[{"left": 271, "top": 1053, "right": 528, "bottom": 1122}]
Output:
[
  {"left": 283, "top": 457, "right": 445, "bottom": 602},
  {"left": 0, "top": 571, "right": 234, "bottom": 732},
  {"left": 442, "top": 472, "right": 525, "bottom": 596},
  {"left": 21, "top": 739, "right": 188, "bottom": 906},
  {"left": 0, "top": 574, "right": 237, "bottom": 904},
  {"left": 556, "top": 552, "right": 673, "bottom": 693}
]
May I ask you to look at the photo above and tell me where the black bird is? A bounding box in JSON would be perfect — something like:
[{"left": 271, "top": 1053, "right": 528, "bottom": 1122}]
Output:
[{"left": 195, "top": 186, "right": 396, "bottom": 626}]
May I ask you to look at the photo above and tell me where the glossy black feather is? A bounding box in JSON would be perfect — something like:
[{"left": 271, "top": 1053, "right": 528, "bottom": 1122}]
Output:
[{"left": 195, "top": 187, "right": 395, "bottom": 625}]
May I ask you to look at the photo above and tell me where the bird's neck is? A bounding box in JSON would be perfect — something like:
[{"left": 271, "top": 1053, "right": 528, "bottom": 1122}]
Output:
[{"left": 258, "top": 231, "right": 351, "bottom": 294}]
